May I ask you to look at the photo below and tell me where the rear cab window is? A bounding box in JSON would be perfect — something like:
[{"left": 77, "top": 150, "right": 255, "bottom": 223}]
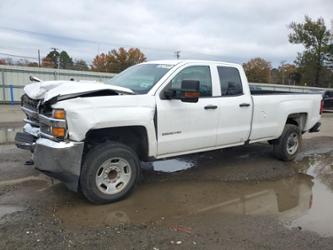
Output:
[{"left": 217, "top": 66, "right": 243, "bottom": 96}]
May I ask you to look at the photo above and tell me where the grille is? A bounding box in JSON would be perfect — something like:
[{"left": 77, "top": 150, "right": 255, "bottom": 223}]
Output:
[
  {"left": 21, "top": 94, "right": 40, "bottom": 126},
  {"left": 21, "top": 94, "right": 39, "bottom": 111}
]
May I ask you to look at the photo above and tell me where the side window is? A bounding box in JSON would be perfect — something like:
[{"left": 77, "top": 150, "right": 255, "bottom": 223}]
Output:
[
  {"left": 217, "top": 66, "right": 243, "bottom": 96},
  {"left": 170, "top": 66, "right": 212, "bottom": 97}
]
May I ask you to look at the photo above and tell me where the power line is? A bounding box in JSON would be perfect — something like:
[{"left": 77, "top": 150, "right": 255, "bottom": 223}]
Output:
[
  {"left": 0, "top": 51, "right": 38, "bottom": 60},
  {"left": 0, "top": 26, "right": 174, "bottom": 53},
  {"left": 0, "top": 27, "right": 230, "bottom": 61},
  {"left": 0, "top": 27, "right": 233, "bottom": 63}
]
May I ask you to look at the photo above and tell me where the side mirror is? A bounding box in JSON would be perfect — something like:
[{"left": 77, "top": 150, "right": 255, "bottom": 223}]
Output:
[
  {"left": 180, "top": 80, "right": 200, "bottom": 103},
  {"left": 164, "top": 88, "right": 176, "bottom": 99}
]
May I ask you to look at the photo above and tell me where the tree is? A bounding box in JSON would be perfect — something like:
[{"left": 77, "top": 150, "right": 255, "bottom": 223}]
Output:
[
  {"left": 16, "top": 59, "right": 38, "bottom": 67},
  {"left": 42, "top": 49, "right": 59, "bottom": 68},
  {"left": 42, "top": 56, "right": 55, "bottom": 68},
  {"left": 0, "top": 58, "right": 38, "bottom": 67},
  {"left": 278, "top": 63, "right": 298, "bottom": 85},
  {"left": 42, "top": 49, "right": 73, "bottom": 69},
  {"left": 323, "top": 44, "right": 333, "bottom": 71},
  {"left": 59, "top": 51, "right": 73, "bottom": 69},
  {"left": 272, "top": 63, "right": 298, "bottom": 85},
  {"left": 288, "top": 16, "right": 332, "bottom": 86},
  {"left": 91, "top": 53, "right": 109, "bottom": 72},
  {"left": 91, "top": 48, "right": 146, "bottom": 73},
  {"left": 73, "top": 59, "right": 89, "bottom": 71},
  {"left": 27, "top": 62, "right": 39, "bottom": 67},
  {"left": 243, "top": 57, "right": 272, "bottom": 83},
  {"left": 0, "top": 58, "right": 7, "bottom": 65},
  {"left": 0, "top": 58, "right": 14, "bottom": 65},
  {"left": 108, "top": 48, "right": 146, "bottom": 73}
]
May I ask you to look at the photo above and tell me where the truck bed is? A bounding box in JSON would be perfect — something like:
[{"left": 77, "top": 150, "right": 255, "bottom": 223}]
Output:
[
  {"left": 249, "top": 92, "right": 322, "bottom": 142},
  {"left": 250, "top": 89, "right": 320, "bottom": 95},
  {"left": 249, "top": 84, "right": 324, "bottom": 96}
]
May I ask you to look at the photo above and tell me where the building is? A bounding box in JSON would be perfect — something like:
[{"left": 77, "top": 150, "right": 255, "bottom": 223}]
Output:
[{"left": 322, "top": 20, "right": 333, "bottom": 70}]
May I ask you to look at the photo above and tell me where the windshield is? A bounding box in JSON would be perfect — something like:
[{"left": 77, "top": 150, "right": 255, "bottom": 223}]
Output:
[{"left": 107, "top": 63, "right": 174, "bottom": 94}]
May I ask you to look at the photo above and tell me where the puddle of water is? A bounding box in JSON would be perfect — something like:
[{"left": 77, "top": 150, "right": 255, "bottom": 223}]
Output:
[
  {"left": 0, "top": 205, "right": 24, "bottom": 220},
  {"left": 54, "top": 151, "right": 333, "bottom": 238},
  {"left": 0, "top": 127, "right": 21, "bottom": 144},
  {"left": 152, "top": 159, "right": 194, "bottom": 172},
  {"left": 147, "top": 144, "right": 272, "bottom": 173},
  {"left": 55, "top": 174, "right": 313, "bottom": 228},
  {"left": 289, "top": 180, "right": 333, "bottom": 237},
  {"left": 286, "top": 154, "right": 333, "bottom": 237}
]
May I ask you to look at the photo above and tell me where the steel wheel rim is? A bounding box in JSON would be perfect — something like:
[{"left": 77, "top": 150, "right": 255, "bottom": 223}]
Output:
[
  {"left": 287, "top": 132, "right": 299, "bottom": 155},
  {"left": 95, "top": 157, "right": 132, "bottom": 195}
]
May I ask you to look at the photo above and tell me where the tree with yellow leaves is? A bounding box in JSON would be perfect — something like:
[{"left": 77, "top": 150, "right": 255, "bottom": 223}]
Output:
[{"left": 91, "top": 48, "right": 146, "bottom": 73}]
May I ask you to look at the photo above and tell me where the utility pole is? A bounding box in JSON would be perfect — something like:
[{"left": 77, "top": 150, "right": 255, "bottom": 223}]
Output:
[
  {"left": 175, "top": 50, "right": 181, "bottom": 60},
  {"left": 38, "top": 49, "right": 41, "bottom": 67},
  {"left": 51, "top": 47, "right": 60, "bottom": 70},
  {"left": 280, "top": 60, "right": 286, "bottom": 85},
  {"left": 51, "top": 47, "right": 60, "bottom": 80}
]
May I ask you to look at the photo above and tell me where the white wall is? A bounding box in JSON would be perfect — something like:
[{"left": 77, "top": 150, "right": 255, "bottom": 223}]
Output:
[{"left": 0, "top": 65, "right": 116, "bottom": 102}]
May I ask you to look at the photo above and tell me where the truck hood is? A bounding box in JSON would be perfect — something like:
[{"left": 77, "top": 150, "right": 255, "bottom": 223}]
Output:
[{"left": 24, "top": 80, "right": 134, "bottom": 102}]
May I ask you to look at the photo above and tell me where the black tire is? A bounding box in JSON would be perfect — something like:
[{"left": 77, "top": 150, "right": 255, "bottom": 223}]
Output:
[
  {"left": 273, "top": 124, "right": 301, "bottom": 161},
  {"left": 80, "top": 141, "right": 140, "bottom": 204}
]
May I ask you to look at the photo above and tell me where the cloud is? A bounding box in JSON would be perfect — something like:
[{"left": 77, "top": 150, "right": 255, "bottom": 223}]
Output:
[{"left": 0, "top": 0, "right": 332, "bottom": 66}]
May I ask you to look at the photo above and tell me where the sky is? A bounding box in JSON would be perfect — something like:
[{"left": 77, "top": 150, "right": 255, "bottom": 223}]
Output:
[{"left": 0, "top": 0, "right": 332, "bottom": 67}]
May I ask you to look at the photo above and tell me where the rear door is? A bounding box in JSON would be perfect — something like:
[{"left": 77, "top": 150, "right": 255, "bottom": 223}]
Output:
[
  {"left": 213, "top": 65, "right": 253, "bottom": 146},
  {"left": 155, "top": 63, "right": 220, "bottom": 156}
]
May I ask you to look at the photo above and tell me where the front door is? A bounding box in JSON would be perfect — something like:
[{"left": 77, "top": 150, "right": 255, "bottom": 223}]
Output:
[{"left": 156, "top": 65, "right": 220, "bottom": 156}]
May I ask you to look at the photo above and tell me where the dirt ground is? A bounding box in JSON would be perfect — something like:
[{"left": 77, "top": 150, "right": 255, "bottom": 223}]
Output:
[{"left": 0, "top": 112, "right": 333, "bottom": 249}]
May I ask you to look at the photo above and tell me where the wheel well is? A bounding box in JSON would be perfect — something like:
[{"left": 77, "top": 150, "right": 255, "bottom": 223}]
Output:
[
  {"left": 85, "top": 126, "right": 149, "bottom": 161},
  {"left": 286, "top": 113, "right": 307, "bottom": 131}
]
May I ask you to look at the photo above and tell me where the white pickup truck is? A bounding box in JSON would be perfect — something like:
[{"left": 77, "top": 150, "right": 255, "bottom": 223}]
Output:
[{"left": 15, "top": 60, "right": 322, "bottom": 204}]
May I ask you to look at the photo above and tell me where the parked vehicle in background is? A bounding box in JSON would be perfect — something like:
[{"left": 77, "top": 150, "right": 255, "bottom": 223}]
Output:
[
  {"left": 15, "top": 60, "right": 322, "bottom": 204},
  {"left": 322, "top": 90, "right": 333, "bottom": 112}
]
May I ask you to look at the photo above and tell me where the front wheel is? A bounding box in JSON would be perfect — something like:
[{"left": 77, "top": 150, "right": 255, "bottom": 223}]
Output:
[
  {"left": 80, "top": 141, "right": 140, "bottom": 204},
  {"left": 273, "top": 124, "right": 301, "bottom": 161}
]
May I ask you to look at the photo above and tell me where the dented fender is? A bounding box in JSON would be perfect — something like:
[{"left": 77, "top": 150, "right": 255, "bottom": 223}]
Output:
[{"left": 52, "top": 94, "right": 157, "bottom": 157}]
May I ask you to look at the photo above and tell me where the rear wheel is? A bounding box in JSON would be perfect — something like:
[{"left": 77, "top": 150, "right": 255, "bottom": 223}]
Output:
[
  {"left": 80, "top": 141, "right": 140, "bottom": 204},
  {"left": 273, "top": 124, "right": 301, "bottom": 161}
]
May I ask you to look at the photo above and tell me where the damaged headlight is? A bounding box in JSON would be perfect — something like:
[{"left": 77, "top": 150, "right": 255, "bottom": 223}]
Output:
[
  {"left": 51, "top": 109, "right": 66, "bottom": 139},
  {"left": 39, "top": 108, "right": 67, "bottom": 140},
  {"left": 53, "top": 109, "right": 65, "bottom": 119}
]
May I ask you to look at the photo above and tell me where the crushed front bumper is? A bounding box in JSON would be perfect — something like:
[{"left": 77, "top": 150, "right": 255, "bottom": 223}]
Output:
[
  {"left": 309, "top": 122, "right": 321, "bottom": 133},
  {"left": 15, "top": 131, "right": 36, "bottom": 151},
  {"left": 15, "top": 124, "right": 40, "bottom": 151},
  {"left": 15, "top": 130, "right": 84, "bottom": 192},
  {"left": 33, "top": 138, "right": 84, "bottom": 191}
]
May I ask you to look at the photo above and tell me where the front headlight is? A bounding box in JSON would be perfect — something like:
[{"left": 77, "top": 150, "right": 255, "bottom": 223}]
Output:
[
  {"left": 51, "top": 109, "right": 66, "bottom": 139},
  {"left": 52, "top": 127, "right": 66, "bottom": 138},
  {"left": 53, "top": 109, "right": 66, "bottom": 119}
]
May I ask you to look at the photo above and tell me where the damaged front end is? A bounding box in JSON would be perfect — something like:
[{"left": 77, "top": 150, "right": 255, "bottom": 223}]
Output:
[
  {"left": 15, "top": 80, "right": 135, "bottom": 191},
  {"left": 15, "top": 94, "right": 84, "bottom": 191}
]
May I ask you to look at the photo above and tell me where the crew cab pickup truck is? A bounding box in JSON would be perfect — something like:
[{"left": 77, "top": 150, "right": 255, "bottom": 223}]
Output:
[{"left": 15, "top": 60, "right": 323, "bottom": 204}]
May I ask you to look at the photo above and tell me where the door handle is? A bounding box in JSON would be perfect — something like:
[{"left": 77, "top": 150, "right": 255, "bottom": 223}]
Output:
[
  {"left": 204, "top": 105, "right": 218, "bottom": 110},
  {"left": 239, "top": 103, "right": 250, "bottom": 107}
]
